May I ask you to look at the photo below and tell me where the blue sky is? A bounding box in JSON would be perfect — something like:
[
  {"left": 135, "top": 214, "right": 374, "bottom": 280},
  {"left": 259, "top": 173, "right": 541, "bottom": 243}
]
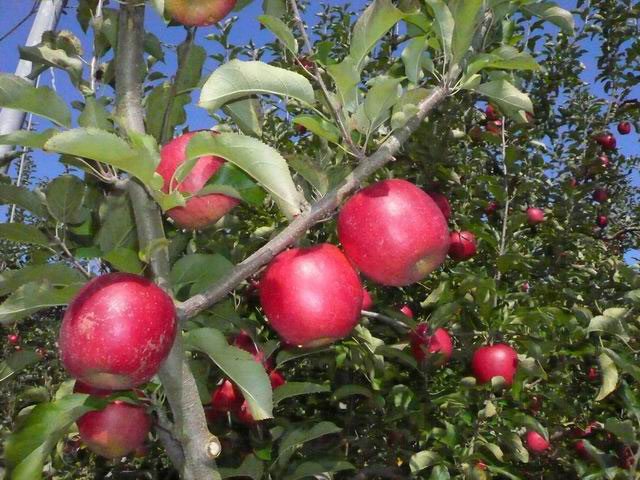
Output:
[{"left": 0, "top": 0, "right": 638, "bottom": 261}]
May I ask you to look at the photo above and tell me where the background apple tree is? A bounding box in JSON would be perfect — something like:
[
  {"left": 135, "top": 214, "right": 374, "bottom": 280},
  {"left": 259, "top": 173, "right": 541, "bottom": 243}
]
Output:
[{"left": 1, "top": 0, "right": 640, "bottom": 479}]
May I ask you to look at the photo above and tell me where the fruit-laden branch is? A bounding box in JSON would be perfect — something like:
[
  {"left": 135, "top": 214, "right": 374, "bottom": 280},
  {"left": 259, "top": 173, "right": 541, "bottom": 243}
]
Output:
[
  {"left": 114, "top": 2, "right": 221, "bottom": 479},
  {"left": 177, "top": 85, "right": 449, "bottom": 321}
]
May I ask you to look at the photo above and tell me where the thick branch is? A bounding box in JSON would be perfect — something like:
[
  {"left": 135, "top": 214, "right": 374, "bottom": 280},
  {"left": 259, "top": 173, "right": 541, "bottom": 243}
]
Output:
[
  {"left": 178, "top": 86, "right": 448, "bottom": 320},
  {"left": 115, "top": 3, "right": 220, "bottom": 479}
]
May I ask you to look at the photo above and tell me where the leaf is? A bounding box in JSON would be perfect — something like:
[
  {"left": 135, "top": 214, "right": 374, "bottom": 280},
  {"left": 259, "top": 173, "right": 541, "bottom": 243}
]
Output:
[
  {"left": 184, "top": 328, "right": 273, "bottom": 420},
  {"left": 466, "top": 46, "right": 541, "bottom": 76},
  {"left": 0, "top": 184, "right": 47, "bottom": 217},
  {"left": 170, "top": 254, "right": 234, "bottom": 296},
  {"left": 451, "top": 0, "right": 483, "bottom": 65},
  {"left": 219, "top": 454, "right": 264, "bottom": 480},
  {"left": 258, "top": 15, "right": 298, "bottom": 55},
  {"left": 284, "top": 460, "right": 355, "bottom": 480},
  {"left": 292, "top": 115, "right": 341, "bottom": 144},
  {"left": 391, "top": 87, "right": 431, "bottom": 130},
  {"left": 425, "top": 0, "right": 454, "bottom": 60},
  {"left": 0, "top": 349, "right": 41, "bottom": 385},
  {"left": 502, "top": 431, "right": 529, "bottom": 463},
  {"left": 0, "top": 129, "right": 57, "bottom": 149},
  {"left": 410, "top": 450, "right": 442, "bottom": 473},
  {"left": 481, "top": 442, "right": 505, "bottom": 461},
  {"left": 222, "top": 97, "right": 264, "bottom": 138},
  {"left": 273, "top": 382, "right": 330, "bottom": 405},
  {"left": 522, "top": 2, "right": 575, "bottom": 35},
  {"left": 78, "top": 97, "right": 112, "bottom": 130},
  {"left": 199, "top": 162, "right": 267, "bottom": 207},
  {"left": 0, "top": 224, "right": 49, "bottom": 246},
  {"left": 350, "top": 0, "right": 404, "bottom": 70},
  {"left": 4, "top": 394, "right": 106, "bottom": 480},
  {"left": 333, "top": 384, "right": 374, "bottom": 400},
  {"left": 199, "top": 60, "right": 314, "bottom": 112},
  {"left": 45, "top": 175, "right": 87, "bottom": 224},
  {"left": 276, "top": 422, "right": 342, "bottom": 467},
  {"left": 262, "top": 0, "right": 286, "bottom": 17},
  {"left": 0, "top": 74, "right": 71, "bottom": 127},
  {"left": 96, "top": 194, "right": 138, "bottom": 253},
  {"left": 473, "top": 80, "right": 533, "bottom": 113},
  {"left": 185, "top": 132, "right": 303, "bottom": 219},
  {"left": 604, "top": 418, "right": 636, "bottom": 445},
  {"left": 0, "top": 264, "right": 84, "bottom": 297},
  {"left": 0, "top": 280, "right": 83, "bottom": 325},
  {"left": 587, "top": 310, "right": 630, "bottom": 341},
  {"left": 102, "top": 248, "right": 144, "bottom": 274},
  {"left": 364, "top": 76, "right": 403, "bottom": 133},
  {"left": 401, "top": 36, "right": 427, "bottom": 84},
  {"left": 595, "top": 353, "right": 618, "bottom": 401},
  {"left": 429, "top": 465, "right": 451, "bottom": 480},
  {"left": 326, "top": 57, "right": 360, "bottom": 111}
]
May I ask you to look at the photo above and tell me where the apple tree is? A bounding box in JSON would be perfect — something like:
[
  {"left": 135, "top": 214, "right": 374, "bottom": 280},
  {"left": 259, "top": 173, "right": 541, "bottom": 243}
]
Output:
[{"left": 1, "top": 0, "right": 639, "bottom": 479}]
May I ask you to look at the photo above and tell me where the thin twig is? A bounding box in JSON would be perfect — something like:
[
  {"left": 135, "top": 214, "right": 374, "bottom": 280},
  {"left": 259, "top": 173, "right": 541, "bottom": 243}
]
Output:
[
  {"left": 0, "top": 0, "right": 38, "bottom": 44},
  {"left": 89, "top": 0, "right": 105, "bottom": 94},
  {"left": 361, "top": 310, "right": 410, "bottom": 330},
  {"left": 495, "top": 115, "right": 510, "bottom": 282}
]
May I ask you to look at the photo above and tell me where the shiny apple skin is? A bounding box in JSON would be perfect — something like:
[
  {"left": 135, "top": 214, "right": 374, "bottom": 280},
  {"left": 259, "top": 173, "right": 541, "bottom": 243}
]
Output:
[
  {"left": 471, "top": 343, "right": 518, "bottom": 385},
  {"left": 526, "top": 431, "right": 550, "bottom": 454},
  {"left": 427, "top": 191, "right": 451, "bottom": 221},
  {"left": 527, "top": 207, "right": 545, "bottom": 225},
  {"left": 410, "top": 324, "right": 453, "bottom": 367},
  {"left": 165, "top": 0, "right": 237, "bottom": 27},
  {"left": 448, "top": 231, "right": 477, "bottom": 261}
]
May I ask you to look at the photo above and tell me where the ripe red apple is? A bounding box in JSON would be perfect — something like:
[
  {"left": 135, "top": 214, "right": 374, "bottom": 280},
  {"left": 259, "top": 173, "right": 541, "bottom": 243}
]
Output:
[
  {"left": 618, "top": 445, "right": 635, "bottom": 469},
  {"left": 529, "top": 395, "right": 542, "bottom": 412},
  {"left": 400, "top": 304, "right": 414, "bottom": 318},
  {"left": 362, "top": 288, "right": 373, "bottom": 310},
  {"left": 269, "top": 369, "right": 286, "bottom": 388},
  {"left": 211, "top": 379, "right": 243, "bottom": 412},
  {"left": 337, "top": 179, "right": 450, "bottom": 286},
  {"left": 597, "top": 154, "right": 610, "bottom": 168},
  {"left": 594, "top": 132, "right": 616, "bottom": 150},
  {"left": 231, "top": 331, "right": 267, "bottom": 366},
  {"left": 587, "top": 366, "right": 599, "bottom": 381},
  {"left": 156, "top": 131, "right": 240, "bottom": 230},
  {"left": 485, "top": 201, "right": 498, "bottom": 215},
  {"left": 485, "top": 104, "right": 499, "bottom": 121},
  {"left": 568, "top": 178, "right": 577, "bottom": 188},
  {"left": 427, "top": 191, "right": 451, "bottom": 221},
  {"left": 471, "top": 343, "right": 518, "bottom": 385},
  {"left": 575, "top": 440, "right": 591, "bottom": 460},
  {"left": 410, "top": 324, "right": 453, "bottom": 367},
  {"left": 596, "top": 215, "right": 608, "bottom": 228},
  {"left": 520, "top": 282, "right": 530, "bottom": 293},
  {"left": 73, "top": 381, "right": 151, "bottom": 459},
  {"left": 294, "top": 123, "right": 307, "bottom": 134},
  {"left": 7, "top": 334, "right": 19, "bottom": 345},
  {"left": 448, "top": 231, "right": 477, "bottom": 261},
  {"left": 259, "top": 244, "right": 363, "bottom": 347},
  {"left": 235, "top": 399, "right": 256, "bottom": 426},
  {"left": 485, "top": 119, "right": 502, "bottom": 135},
  {"left": 527, "top": 207, "right": 545, "bottom": 225},
  {"left": 13, "top": 345, "right": 22, "bottom": 352},
  {"left": 164, "top": 0, "right": 236, "bottom": 27},
  {"left": 617, "top": 121, "right": 631, "bottom": 135},
  {"left": 526, "top": 431, "right": 550, "bottom": 454},
  {"left": 572, "top": 421, "right": 599, "bottom": 437},
  {"left": 592, "top": 188, "right": 608, "bottom": 202},
  {"left": 59, "top": 273, "right": 177, "bottom": 390}
]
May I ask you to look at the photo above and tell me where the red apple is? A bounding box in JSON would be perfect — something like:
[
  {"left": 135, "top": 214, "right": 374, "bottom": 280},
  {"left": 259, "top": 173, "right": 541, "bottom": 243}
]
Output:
[
  {"left": 471, "top": 343, "right": 518, "bottom": 385},
  {"left": 575, "top": 440, "right": 591, "bottom": 460},
  {"left": 259, "top": 244, "right": 363, "bottom": 347},
  {"left": 427, "top": 191, "right": 451, "bottom": 221},
  {"left": 235, "top": 400, "right": 256, "bottom": 425},
  {"left": 594, "top": 132, "right": 616, "bottom": 150},
  {"left": 337, "top": 179, "right": 450, "bottom": 286},
  {"left": 596, "top": 215, "right": 608, "bottom": 228},
  {"left": 525, "top": 111, "right": 535, "bottom": 124},
  {"left": 73, "top": 381, "right": 151, "bottom": 459},
  {"left": 400, "top": 305, "right": 414, "bottom": 318},
  {"left": 362, "top": 288, "right": 373, "bottom": 310},
  {"left": 59, "top": 273, "right": 177, "bottom": 390},
  {"left": 231, "top": 331, "right": 267, "bottom": 366},
  {"left": 617, "top": 121, "right": 631, "bottom": 135},
  {"left": 485, "top": 201, "right": 498, "bottom": 215},
  {"left": 13, "top": 345, "right": 22, "bottom": 352},
  {"left": 618, "top": 445, "right": 635, "bottom": 469},
  {"left": 164, "top": 0, "right": 236, "bottom": 27},
  {"left": 527, "top": 207, "right": 545, "bottom": 225},
  {"left": 529, "top": 395, "right": 542, "bottom": 412},
  {"left": 269, "top": 370, "right": 286, "bottom": 388},
  {"left": 526, "top": 431, "right": 550, "bottom": 454},
  {"left": 592, "top": 188, "right": 608, "bottom": 202},
  {"left": 597, "top": 154, "right": 610, "bottom": 168},
  {"left": 520, "top": 282, "right": 530, "bottom": 293},
  {"left": 211, "top": 379, "right": 243, "bottom": 412},
  {"left": 568, "top": 178, "right": 577, "bottom": 188},
  {"left": 7, "top": 334, "right": 19, "bottom": 345},
  {"left": 587, "top": 367, "right": 599, "bottom": 381},
  {"left": 156, "top": 131, "right": 240, "bottom": 230},
  {"left": 410, "top": 324, "right": 453, "bottom": 366},
  {"left": 486, "top": 119, "right": 502, "bottom": 135},
  {"left": 485, "top": 104, "right": 499, "bottom": 121},
  {"left": 448, "top": 231, "right": 477, "bottom": 261},
  {"left": 572, "top": 421, "right": 599, "bottom": 438},
  {"left": 294, "top": 123, "right": 307, "bottom": 134}
]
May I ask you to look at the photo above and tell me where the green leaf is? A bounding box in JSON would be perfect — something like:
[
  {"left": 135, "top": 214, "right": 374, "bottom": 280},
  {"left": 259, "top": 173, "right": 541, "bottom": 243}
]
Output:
[
  {"left": 364, "top": 76, "right": 404, "bottom": 133},
  {"left": 170, "top": 253, "right": 234, "bottom": 296},
  {"left": 45, "top": 174, "right": 87, "bottom": 224},
  {"left": 144, "top": 32, "right": 165, "bottom": 61},
  {"left": 473, "top": 80, "right": 533, "bottom": 113},
  {"left": 522, "top": 2, "right": 574, "bottom": 35},
  {"left": 587, "top": 309, "right": 630, "bottom": 341},
  {"left": 350, "top": 0, "right": 404, "bottom": 70},
  {"left": 284, "top": 460, "right": 355, "bottom": 480},
  {"left": 102, "top": 247, "right": 144, "bottom": 274},
  {"left": 4, "top": 394, "right": 106, "bottom": 480},
  {"left": 604, "top": 418, "right": 636, "bottom": 445},
  {"left": 391, "top": 87, "right": 431, "bottom": 130},
  {"left": 332, "top": 384, "right": 374, "bottom": 400},
  {"left": 410, "top": 450, "right": 442, "bottom": 473},
  {"left": 595, "top": 353, "right": 618, "bottom": 401},
  {"left": 199, "top": 60, "right": 314, "bottom": 112},
  {"left": 199, "top": 162, "right": 267, "bottom": 207},
  {"left": 96, "top": 194, "right": 138, "bottom": 253},
  {"left": 273, "top": 382, "right": 330, "bottom": 406},
  {"left": 0, "top": 224, "right": 49, "bottom": 246},
  {"left": 0, "top": 349, "right": 41, "bottom": 385},
  {"left": 481, "top": 442, "right": 505, "bottom": 462},
  {"left": 502, "top": 431, "right": 529, "bottom": 463},
  {"left": 184, "top": 328, "right": 273, "bottom": 420},
  {"left": 467, "top": 46, "right": 541, "bottom": 76},
  {"left": 258, "top": 15, "right": 298, "bottom": 55},
  {"left": 146, "top": 83, "right": 188, "bottom": 142},
  {"left": 287, "top": 155, "right": 330, "bottom": 195},
  {"left": 326, "top": 57, "right": 360, "bottom": 111},
  {"left": 429, "top": 465, "right": 451, "bottom": 480},
  {"left": 292, "top": 115, "right": 341, "bottom": 144},
  {"left": 222, "top": 97, "right": 264, "bottom": 138},
  {"left": 401, "top": 36, "right": 428, "bottom": 84},
  {"left": 0, "top": 264, "right": 84, "bottom": 297},
  {"left": 425, "top": 0, "right": 454, "bottom": 60},
  {"left": 0, "top": 280, "right": 83, "bottom": 325},
  {"left": 78, "top": 97, "right": 112, "bottom": 130},
  {"left": 0, "top": 74, "right": 71, "bottom": 127},
  {"left": 185, "top": 132, "right": 303, "bottom": 219},
  {"left": 451, "top": 0, "right": 483, "bottom": 65},
  {"left": 276, "top": 422, "right": 342, "bottom": 467},
  {"left": 219, "top": 454, "right": 264, "bottom": 480},
  {"left": 0, "top": 184, "right": 47, "bottom": 217},
  {"left": 0, "top": 129, "right": 57, "bottom": 149}
]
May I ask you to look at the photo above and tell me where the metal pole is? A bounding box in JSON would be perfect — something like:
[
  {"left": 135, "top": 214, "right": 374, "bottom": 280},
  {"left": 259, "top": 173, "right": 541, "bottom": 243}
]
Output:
[{"left": 0, "top": 0, "right": 67, "bottom": 175}]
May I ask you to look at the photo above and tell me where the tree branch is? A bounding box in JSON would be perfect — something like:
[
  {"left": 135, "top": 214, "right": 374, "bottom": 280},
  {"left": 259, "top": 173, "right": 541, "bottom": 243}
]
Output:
[
  {"left": 115, "top": 3, "right": 220, "bottom": 479},
  {"left": 178, "top": 85, "right": 449, "bottom": 320}
]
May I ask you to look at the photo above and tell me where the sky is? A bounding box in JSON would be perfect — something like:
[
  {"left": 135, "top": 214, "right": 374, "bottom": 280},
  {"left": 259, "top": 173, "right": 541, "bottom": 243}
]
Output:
[{"left": 0, "top": 0, "right": 638, "bottom": 262}]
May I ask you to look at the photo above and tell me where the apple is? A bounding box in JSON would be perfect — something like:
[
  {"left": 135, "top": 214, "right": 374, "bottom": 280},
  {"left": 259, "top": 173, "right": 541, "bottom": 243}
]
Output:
[
  {"left": 526, "top": 207, "right": 545, "bottom": 225},
  {"left": 13, "top": 345, "right": 21, "bottom": 352},
  {"left": 74, "top": 381, "right": 151, "bottom": 459},
  {"left": 156, "top": 131, "right": 240, "bottom": 230},
  {"left": 448, "top": 231, "right": 477, "bottom": 261},
  {"left": 259, "top": 244, "right": 363, "bottom": 347},
  {"left": 231, "top": 331, "right": 267, "bottom": 366},
  {"left": 235, "top": 400, "right": 256, "bottom": 425},
  {"left": 572, "top": 421, "right": 599, "bottom": 437},
  {"left": 211, "top": 379, "right": 243, "bottom": 412},
  {"left": 592, "top": 188, "right": 608, "bottom": 202},
  {"left": 362, "top": 288, "right": 373, "bottom": 310},
  {"left": 485, "top": 104, "right": 499, "bottom": 121},
  {"left": 294, "top": 123, "right": 307, "bottom": 134},
  {"left": 568, "top": 178, "right": 577, "bottom": 188},
  {"left": 529, "top": 395, "right": 542, "bottom": 412},
  {"left": 596, "top": 215, "right": 608, "bottom": 228},
  {"left": 164, "top": 0, "right": 236, "bottom": 27},
  {"left": 471, "top": 343, "right": 518, "bottom": 385},
  {"left": 337, "top": 179, "right": 450, "bottom": 286},
  {"left": 427, "top": 191, "right": 451, "bottom": 221},
  {"left": 525, "top": 431, "right": 550, "bottom": 454},
  {"left": 587, "top": 366, "right": 599, "bottom": 381},
  {"left": 485, "top": 119, "right": 502, "bottom": 135},
  {"left": 410, "top": 323, "right": 453, "bottom": 366},
  {"left": 618, "top": 445, "right": 635, "bottom": 469},
  {"left": 485, "top": 201, "right": 498, "bottom": 215},
  {"left": 525, "top": 111, "right": 535, "bottom": 124},
  {"left": 59, "top": 273, "right": 177, "bottom": 390},
  {"left": 269, "top": 369, "right": 286, "bottom": 388},
  {"left": 575, "top": 440, "right": 591, "bottom": 460},
  {"left": 469, "top": 125, "right": 483, "bottom": 141},
  {"left": 399, "top": 305, "right": 414, "bottom": 318},
  {"left": 597, "top": 154, "right": 610, "bottom": 168},
  {"left": 594, "top": 132, "right": 616, "bottom": 150},
  {"left": 7, "top": 334, "right": 19, "bottom": 345},
  {"left": 617, "top": 121, "right": 631, "bottom": 135},
  {"left": 520, "top": 282, "right": 530, "bottom": 293}
]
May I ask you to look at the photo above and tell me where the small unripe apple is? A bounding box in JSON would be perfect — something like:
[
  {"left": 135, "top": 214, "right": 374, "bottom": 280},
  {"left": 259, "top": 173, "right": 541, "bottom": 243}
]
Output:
[
  {"left": 59, "top": 273, "right": 177, "bottom": 390},
  {"left": 427, "top": 191, "right": 451, "bottom": 221},
  {"left": 526, "top": 207, "right": 545, "bottom": 225},
  {"left": 337, "top": 179, "right": 450, "bottom": 286},
  {"left": 596, "top": 215, "right": 608, "bottom": 228},
  {"left": 361, "top": 288, "right": 373, "bottom": 310},
  {"left": 74, "top": 382, "right": 151, "bottom": 459},
  {"left": 259, "top": 244, "right": 363, "bottom": 347},
  {"left": 164, "top": 0, "right": 236, "bottom": 27},
  {"left": 617, "top": 121, "right": 631, "bottom": 135},
  {"left": 410, "top": 324, "right": 453, "bottom": 366},
  {"left": 156, "top": 131, "right": 240, "bottom": 230},
  {"left": 269, "top": 370, "right": 286, "bottom": 388},
  {"left": 485, "top": 104, "right": 499, "bottom": 121},
  {"left": 211, "top": 379, "right": 243, "bottom": 412},
  {"left": 448, "top": 231, "right": 477, "bottom": 261},
  {"left": 594, "top": 132, "right": 616, "bottom": 150},
  {"left": 597, "top": 154, "right": 610, "bottom": 168},
  {"left": 471, "top": 343, "right": 518, "bottom": 385},
  {"left": 7, "top": 334, "right": 20, "bottom": 345},
  {"left": 526, "top": 431, "right": 550, "bottom": 454},
  {"left": 592, "top": 188, "right": 608, "bottom": 202}
]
